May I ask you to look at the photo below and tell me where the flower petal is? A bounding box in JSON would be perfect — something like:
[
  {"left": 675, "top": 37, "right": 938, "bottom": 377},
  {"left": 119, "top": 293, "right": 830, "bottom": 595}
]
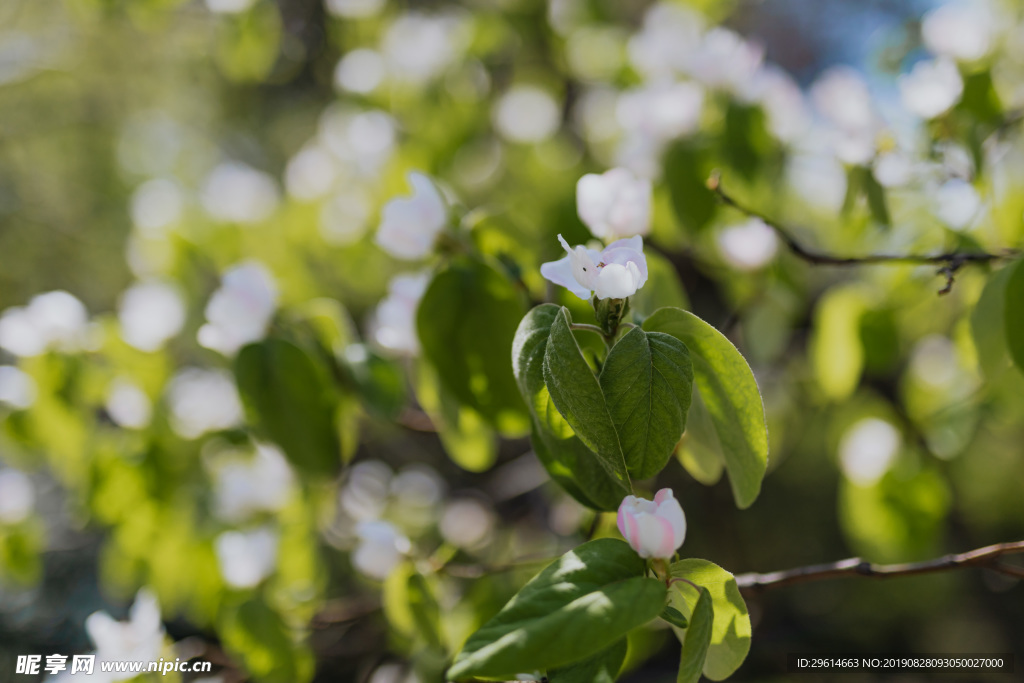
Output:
[{"left": 540, "top": 255, "right": 592, "bottom": 300}]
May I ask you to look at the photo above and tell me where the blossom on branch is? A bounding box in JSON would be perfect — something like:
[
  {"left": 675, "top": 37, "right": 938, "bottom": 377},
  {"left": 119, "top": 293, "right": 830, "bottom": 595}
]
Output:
[
  {"left": 617, "top": 488, "right": 687, "bottom": 559},
  {"left": 540, "top": 234, "right": 648, "bottom": 300}
]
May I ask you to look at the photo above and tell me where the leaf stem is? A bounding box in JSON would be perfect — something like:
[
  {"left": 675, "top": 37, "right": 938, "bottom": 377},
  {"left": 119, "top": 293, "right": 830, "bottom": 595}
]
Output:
[{"left": 570, "top": 322, "right": 613, "bottom": 348}]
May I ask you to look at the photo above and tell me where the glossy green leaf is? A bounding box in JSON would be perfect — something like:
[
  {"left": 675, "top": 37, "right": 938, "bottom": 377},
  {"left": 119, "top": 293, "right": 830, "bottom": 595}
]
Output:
[
  {"left": 513, "top": 304, "right": 627, "bottom": 511},
  {"left": 643, "top": 308, "right": 768, "bottom": 508},
  {"left": 676, "top": 586, "right": 713, "bottom": 683},
  {"left": 600, "top": 327, "right": 693, "bottom": 479},
  {"left": 548, "top": 638, "right": 627, "bottom": 683},
  {"left": 1002, "top": 259, "right": 1024, "bottom": 375},
  {"left": 661, "top": 605, "right": 689, "bottom": 629},
  {"left": 677, "top": 386, "right": 725, "bottom": 486},
  {"left": 417, "top": 258, "right": 529, "bottom": 435},
  {"left": 415, "top": 362, "right": 497, "bottom": 473},
  {"left": 345, "top": 346, "right": 406, "bottom": 420},
  {"left": 542, "top": 307, "right": 630, "bottom": 487},
  {"left": 670, "top": 559, "right": 751, "bottom": 681},
  {"left": 447, "top": 539, "right": 667, "bottom": 680},
  {"left": 235, "top": 339, "right": 340, "bottom": 476}
]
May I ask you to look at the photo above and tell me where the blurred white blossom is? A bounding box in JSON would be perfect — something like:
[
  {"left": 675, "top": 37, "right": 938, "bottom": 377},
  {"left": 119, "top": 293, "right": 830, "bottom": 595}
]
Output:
[
  {"left": 352, "top": 520, "right": 410, "bottom": 580},
  {"left": 627, "top": 3, "right": 704, "bottom": 79},
  {"left": 341, "top": 460, "right": 393, "bottom": 521},
  {"left": 900, "top": 58, "right": 963, "bottom": 120},
  {"left": 320, "top": 189, "right": 373, "bottom": 246},
  {"left": 381, "top": 12, "right": 468, "bottom": 85},
  {"left": 167, "top": 368, "right": 243, "bottom": 439},
  {"left": 0, "top": 469, "right": 34, "bottom": 524},
  {"left": 204, "top": 0, "right": 256, "bottom": 13},
  {"left": 200, "top": 162, "right": 279, "bottom": 225},
  {"left": 118, "top": 280, "right": 187, "bottom": 352},
  {"left": 493, "top": 85, "right": 561, "bottom": 144},
  {"left": 873, "top": 150, "right": 916, "bottom": 188},
  {"left": 0, "top": 291, "right": 89, "bottom": 357},
  {"left": 576, "top": 167, "right": 652, "bottom": 240},
  {"left": 285, "top": 145, "right": 338, "bottom": 201},
  {"left": 370, "top": 273, "right": 429, "bottom": 355},
  {"left": 334, "top": 48, "right": 386, "bottom": 95},
  {"left": 440, "top": 499, "right": 494, "bottom": 548},
  {"left": 616, "top": 82, "right": 704, "bottom": 145},
  {"left": 325, "top": 0, "right": 385, "bottom": 19},
  {"left": 215, "top": 527, "right": 278, "bottom": 589},
  {"left": 810, "top": 66, "right": 879, "bottom": 164},
  {"left": 375, "top": 172, "right": 448, "bottom": 260},
  {"left": 130, "top": 178, "right": 184, "bottom": 236},
  {"left": 213, "top": 444, "right": 294, "bottom": 523},
  {"left": 319, "top": 106, "right": 397, "bottom": 177},
  {"left": 85, "top": 589, "right": 165, "bottom": 681},
  {"left": 932, "top": 178, "right": 981, "bottom": 230},
  {"left": 752, "top": 66, "right": 810, "bottom": 144},
  {"left": 922, "top": 3, "right": 995, "bottom": 62},
  {"left": 105, "top": 379, "right": 152, "bottom": 430},
  {"left": 716, "top": 219, "right": 778, "bottom": 270},
  {"left": 0, "top": 365, "right": 36, "bottom": 410},
  {"left": 198, "top": 262, "right": 278, "bottom": 356},
  {"left": 839, "top": 418, "right": 901, "bottom": 486},
  {"left": 688, "top": 27, "right": 764, "bottom": 96}
]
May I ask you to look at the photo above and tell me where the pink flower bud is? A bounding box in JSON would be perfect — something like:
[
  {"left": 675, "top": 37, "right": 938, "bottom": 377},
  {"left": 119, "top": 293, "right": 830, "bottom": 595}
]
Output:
[{"left": 617, "top": 489, "right": 687, "bottom": 559}]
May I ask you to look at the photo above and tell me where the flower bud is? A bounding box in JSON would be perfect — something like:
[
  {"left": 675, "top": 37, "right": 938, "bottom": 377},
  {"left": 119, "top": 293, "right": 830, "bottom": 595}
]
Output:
[{"left": 617, "top": 488, "right": 686, "bottom": 559}]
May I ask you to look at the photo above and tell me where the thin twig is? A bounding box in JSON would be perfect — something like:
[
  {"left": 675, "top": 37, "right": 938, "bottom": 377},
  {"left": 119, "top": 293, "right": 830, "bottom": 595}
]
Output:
[
  {"left": 735, "top": 540, "right": 1024, "bottom": 596},
  {"left": 707, "top": 172, "right": 1017, "bottom": 294}
]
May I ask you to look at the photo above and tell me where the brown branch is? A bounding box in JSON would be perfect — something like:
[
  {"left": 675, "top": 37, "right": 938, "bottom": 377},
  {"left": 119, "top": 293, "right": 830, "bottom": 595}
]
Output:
[
  {"left": 735, "top": 540, "right": 1024, "bottom": 597},
  {"left": 707, "top": 172, "right": 1018, "bottom": 294}
]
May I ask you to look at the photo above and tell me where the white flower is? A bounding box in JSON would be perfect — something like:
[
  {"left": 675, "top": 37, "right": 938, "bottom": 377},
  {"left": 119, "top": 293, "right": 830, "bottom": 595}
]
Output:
[
  {"left": 687, "top": 27, "right": 764, "bottom": 95},
  {"left": 118, "top": 280, "right": 186, "bottom": 352},
  {"left": 213, "top": 444, "right": 294, "bottom": 523},
  {"left": 319, "top": 106, "right": 397, "bottom": 178},
  {"left": 932, "top": 178, "right": 981, "bottom": 230},
  {"left": 811, "top": 66, "right": 875, "bottom": 132},
  {"left": 85, "top": 589, "right": 164, "bottom": 681},
  {"left": 839, "top": 418, "right": 901, "bottom": 486},
  {"left": 105, "top": 378, "right": 152, "bottom": 430},
  {"left": 200, "top": 162, "right": 279, "bottom": 225},
  {"left": 751, "top": 66, "right": 810, "bottom": 144},
  {"left": 922, "top": 3, "right": 994, "bottom": 62},
  {"left": 130, "top": 178, "right": 183, "bottom": 236},
  {"left": 873, "top": 150, "right": 916, "bottom": 188},
  {"left": 540, "top": 234, "right": 648, "bottom": 300},
  {"left": 0, "top": 469, "right": 34, "bottom": 524},
  {"left": 576, "top": 168, "right": 652, "bottom": 240},
  {"left": 440, "top": 499, "right": 494, "bottom": 548},
  {"left": 0, "top": 365, "right": 36, "bottom": 410},
  {"left": 617, "top": 488, "right": 686, "bottom": 559},
  {"left": 381, "top": 12, "right": 468, "bottom": 85},
  {"left": 900, "top": 58, "right": 963, "bottom": 120},
  {"left": 284, "top": 145, "right": 337, "bottom": 201},
  {"left": 205, "top": 0, "right": 256, "bottom": 13},
  {"left": 166, "top": 368, "right": 243, "bottom": 439},
  {"left": 340, "top": 460, "right": 394, "bottom": 521},
  {"left": 616, "top": 81, "right": 704, "bottom": 144},
  {"left": 716, "top": 218, "right": 778, "bottom": 270},
  {"left": 375, "top": 172, "right": 448, "bottom": 260},
  {"left": 334, "top": 48, "right": 385, "bottom": 95},
  {"left": 0, "top": 291, "right": 89, "bottom": 357},
  {"left": 626, "top": 3, "right": 704, "bottom": 79},
  {"left": 352, "top": 520, "right": 410, "bottom": 581},
  {"left": 493, "top": 85, "right": 561, "bottom": 144},
  {"left": 325, "top": 0, "right": 384, "bottom": 19},
  {"left": 370, "top": 273, "right": 430, "bottom": 355},
  {"left": 320, "top": 188, "right": 373, "bottom": 246},
  {"left": 215, "top": 527, "right": 278, "bottom": 589},
  {"left": 197, "top": 261, "right": 278, "bottom": 356}
]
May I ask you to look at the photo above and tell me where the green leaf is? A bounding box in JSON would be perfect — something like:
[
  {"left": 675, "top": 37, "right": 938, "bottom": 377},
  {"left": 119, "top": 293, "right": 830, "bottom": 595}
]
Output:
[
  {"left": 513, "top": 304, "right": 627, "bottom": 511},
  {"left": 543, "top": 307, "right": 630, "bottom": 487},
  {"left": 548, "top": 638, "right": 627, "bottom": 683},
  {"left": 670, "top": 560, "right": 751, "bottom": 681},
  {"left": 972, "top": 262, "right": 1018, "bottom": 380},
  {"left": 600, "top": 327, "right": 693, "bottom": 479},
  {"left": 344, "top": 345, "right": 406, "bottom": 420},
  {"left": 417, "top": 258, "right": 529, "bottom": 435},
  {"left": 1002, "top": 259, "right": 1024, "bottom": 375},
  {"left": 676, "top": 387, "right": 725, "bottom": 486},
  {"left": 415, "top": 362, "right": 497, "bottom": 473},
  {"left": 447, "top": 539, "right": 667, "bottom": 680},
  {"left": 235, "top": 339, "right": 340, "bottom": 476},
  {"left": 863, "top": 170, "right": 891, "bottom": 227},
  {"left": 676, "top": 587, "right": 713, "bottom": 683},
  {"left": 643, "top": 308, "right": 768, "bottom": 508},
  {"left": 663, "top": 140, "right": 716, "bottom": 235},
  {"left": 660, "top": 606, "right": 689, "bottom": 629}
]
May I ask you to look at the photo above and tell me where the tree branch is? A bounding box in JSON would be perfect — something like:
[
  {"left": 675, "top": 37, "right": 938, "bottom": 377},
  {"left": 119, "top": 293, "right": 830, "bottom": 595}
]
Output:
[
  {"left": 735, "top": 540, "right": 1024, "bottom": 596},
  {"left": 707, "top": 172, "right": 1018, "bottom": 294}
]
